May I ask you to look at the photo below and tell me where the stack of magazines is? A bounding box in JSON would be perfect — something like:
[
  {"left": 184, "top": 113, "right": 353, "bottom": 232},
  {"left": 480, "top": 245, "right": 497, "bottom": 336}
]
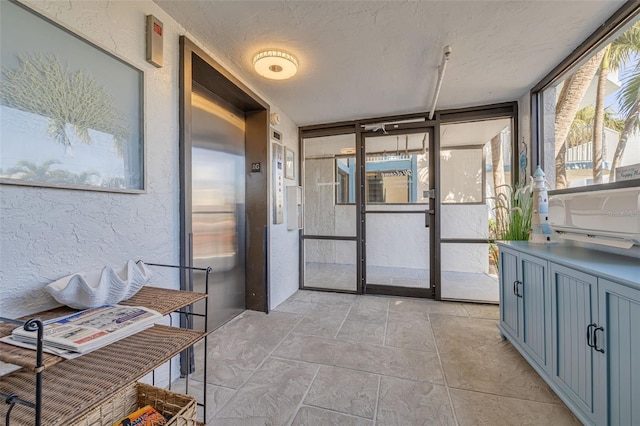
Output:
[{"left": 9, "top": 305, "right": 162, "bottom": 355}]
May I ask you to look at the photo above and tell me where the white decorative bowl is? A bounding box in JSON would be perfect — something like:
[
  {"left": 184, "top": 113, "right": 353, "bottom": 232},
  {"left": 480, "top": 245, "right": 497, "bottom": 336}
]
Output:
[{"left": 44, "top": 260, "right": 153, "bottom": 309}]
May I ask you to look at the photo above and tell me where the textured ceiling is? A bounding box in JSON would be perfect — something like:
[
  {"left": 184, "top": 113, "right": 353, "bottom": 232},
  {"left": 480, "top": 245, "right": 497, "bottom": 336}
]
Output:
[{"left": 155, "top": 0, "right": 625, "bottom": 126}]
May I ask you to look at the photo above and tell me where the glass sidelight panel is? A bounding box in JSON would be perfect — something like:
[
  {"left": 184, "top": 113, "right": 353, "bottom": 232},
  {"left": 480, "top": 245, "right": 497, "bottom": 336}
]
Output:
[
  {"left": 303, "top": 134, "right": 356, "bottom": 237},
  {"left": 302, "top": 133, "right": 358, "bottom": 291},
  {"left": 303, "top": 239, "right": 357, "bottom": 291},
  {"left": 440, "top": 118, "right": 512, "bottom": 302}
]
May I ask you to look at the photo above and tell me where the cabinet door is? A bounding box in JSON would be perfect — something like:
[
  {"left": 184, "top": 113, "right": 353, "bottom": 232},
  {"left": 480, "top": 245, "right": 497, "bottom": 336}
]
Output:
[
  {"left": 500, "top": 247, "right": 520, "bottom": 338},
  {"left": 598, "top": 279, "right": 640, "bottom": 426},
  {"left": 550, "top": 264, "right": 599, "bottom": 422},
  {"left": 520, "top": 253, "right": 550, "bottom": 370}
]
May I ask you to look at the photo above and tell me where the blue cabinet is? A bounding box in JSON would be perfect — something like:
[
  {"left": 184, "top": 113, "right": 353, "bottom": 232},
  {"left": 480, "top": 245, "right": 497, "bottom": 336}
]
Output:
[
  {"left": 499, "top": 247, "right": 551, "bottom": 372},
  {"left": 498, "top": 241, "right": 640, "bottom": 426}
]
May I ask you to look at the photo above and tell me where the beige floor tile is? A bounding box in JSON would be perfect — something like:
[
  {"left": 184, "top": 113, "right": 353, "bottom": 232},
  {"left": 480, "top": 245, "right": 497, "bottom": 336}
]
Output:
[
  {"left": 376, "top": 376, "right": 455, "bottom": 426},
  {"left": 347, "top": 297, "right": 389, "bottom": 323},
  {"left": 195, "top": 311, "right": 303, "bottom": 388},
  {"left": 292, "top": 406, "right": 372, "bottom": 426},
  {"left": 274, "top": 298, "right": 318, "bottom": 315},
  {"left": 191, "top": 291, "right": 581, "bottom": 426},
  {"left": 463, "top": 303, "right": 500, "bottom": 320},
  {"left": 273, "top": 334, "right": 444, "bottom": 384},
  {"left": 214, "top": 358, "right": 318, "bottom": 424},
  {"left": 171, "top": 377, "right": 235, "bottom": 421},
  {"left": 304, "top": 366, "right": 379, "bottom": 419},
  {"left": 385, "top": 315, "right": 437, "bottom": 352},
  {"left": 389, "top": 298, "right": 468, "bottom": 318},
  {"left": 293, "top": 315, "right": 345, "bottom": 338},
  {"left": 305, "top": 302, "right": 352, "bottom": 319},
  {"left": 431, "top": 314, "right": 561, "bottom": 404},
  {"left": 337, "top": 320, "right": 385, "bottom": 344},
  {"left": 450, "top": 388, "right": 581, "bottom": 426},
  {"left": 291, "top": 290, "right": 357, "bottom": 305}
]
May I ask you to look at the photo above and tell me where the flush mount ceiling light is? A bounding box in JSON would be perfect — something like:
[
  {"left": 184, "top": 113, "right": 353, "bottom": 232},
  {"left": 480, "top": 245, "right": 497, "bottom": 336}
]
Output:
[{"left": 253, "top": 49, "right": 298, "bottom": 80}]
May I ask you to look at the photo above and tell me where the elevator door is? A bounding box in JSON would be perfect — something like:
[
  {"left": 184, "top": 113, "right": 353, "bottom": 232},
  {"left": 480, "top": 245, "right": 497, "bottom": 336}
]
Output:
[{"left": 191, "top": 88, "right": 246, "bottom": 330}]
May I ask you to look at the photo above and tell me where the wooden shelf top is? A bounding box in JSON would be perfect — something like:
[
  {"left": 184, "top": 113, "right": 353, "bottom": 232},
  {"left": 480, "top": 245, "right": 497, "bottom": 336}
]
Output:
[
  {"left": 120, "top": 285, "right": 207, "bottom": 315},
  {"left": 0, "top": 286, "right": 207, "bottom": 370}
]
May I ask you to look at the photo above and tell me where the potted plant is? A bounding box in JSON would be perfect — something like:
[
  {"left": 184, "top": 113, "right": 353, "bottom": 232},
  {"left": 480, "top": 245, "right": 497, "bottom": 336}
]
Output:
[{"left": 489, "top": 180, "right": 535, "bottom": 270}]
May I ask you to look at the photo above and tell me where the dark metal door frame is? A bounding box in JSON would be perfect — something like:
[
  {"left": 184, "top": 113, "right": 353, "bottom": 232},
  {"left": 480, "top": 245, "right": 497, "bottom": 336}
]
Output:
[
  {"left": 358, "top": 125, "right": 440, "bottom": 299},
  {"left": 179, "top": 37, "right": 271, "bottom": 313}
]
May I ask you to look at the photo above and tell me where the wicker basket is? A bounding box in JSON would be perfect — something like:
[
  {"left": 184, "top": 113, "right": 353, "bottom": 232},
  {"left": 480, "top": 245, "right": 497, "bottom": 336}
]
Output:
[{"left": 72, "top": 382, "right": 197, "bottom": 425}]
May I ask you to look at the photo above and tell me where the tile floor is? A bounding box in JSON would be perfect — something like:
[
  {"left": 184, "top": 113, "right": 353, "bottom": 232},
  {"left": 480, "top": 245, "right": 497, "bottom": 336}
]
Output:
[{"left": 178, "top": 290, "right": 579, "bottom": 425}]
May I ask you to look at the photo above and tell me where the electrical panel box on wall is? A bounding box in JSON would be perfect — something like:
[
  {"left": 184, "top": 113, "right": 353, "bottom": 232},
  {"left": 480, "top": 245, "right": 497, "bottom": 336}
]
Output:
[{"left": 286, "top": 186, "right": 303, "bottom": 230}]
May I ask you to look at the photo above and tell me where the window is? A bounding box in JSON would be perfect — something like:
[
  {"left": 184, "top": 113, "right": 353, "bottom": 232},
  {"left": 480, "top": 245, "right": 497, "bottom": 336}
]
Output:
[{"left": 534, "top": 6, "right": 640, "bottom": 191}]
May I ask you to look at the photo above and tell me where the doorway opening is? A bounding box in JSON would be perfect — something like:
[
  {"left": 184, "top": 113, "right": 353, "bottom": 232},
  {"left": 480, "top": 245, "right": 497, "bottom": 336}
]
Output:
[{"left": 299, "top": 103, "right": 518, "bottom": 302}]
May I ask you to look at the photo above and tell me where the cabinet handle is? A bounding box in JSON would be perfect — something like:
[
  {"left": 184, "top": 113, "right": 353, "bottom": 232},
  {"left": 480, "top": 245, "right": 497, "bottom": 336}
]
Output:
[
  {"left": 513, "top": 280, "right": 523, "bottom": 298},
  {"left": 593, "top": 326, "right": 605, "bottom": 353},
  {"left": 586, "top": 323, "right": 595, "bottom": 348}
]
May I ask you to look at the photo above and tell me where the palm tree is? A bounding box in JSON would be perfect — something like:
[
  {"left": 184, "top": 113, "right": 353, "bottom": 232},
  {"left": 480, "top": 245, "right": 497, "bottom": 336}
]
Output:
[
  {"left": 591, "top": 22, "right": 640, "bottom": 183},
  {"left": 5, "top": 160, "right": 60, "bottom": 181},
  {"left": 568, "top": 106, "right": 624, "bottom": 148},
  {"left": 554, "top": 51, "right": 605, "bottom": 188},
  {"left": 610, "top": 65, "right": 640, "bottom": 180}
]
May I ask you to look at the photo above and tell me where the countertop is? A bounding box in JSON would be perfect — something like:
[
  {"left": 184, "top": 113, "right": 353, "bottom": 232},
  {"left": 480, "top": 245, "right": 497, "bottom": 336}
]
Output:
[{"left": 498, "top": 241, "right": 640, "bottom": 289}]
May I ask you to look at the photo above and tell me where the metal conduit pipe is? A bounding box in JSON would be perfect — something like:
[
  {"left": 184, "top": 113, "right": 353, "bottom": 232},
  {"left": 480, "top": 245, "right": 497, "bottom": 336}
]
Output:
[{"left": 429, "top": 45, "right": 452, "bottom": 120}]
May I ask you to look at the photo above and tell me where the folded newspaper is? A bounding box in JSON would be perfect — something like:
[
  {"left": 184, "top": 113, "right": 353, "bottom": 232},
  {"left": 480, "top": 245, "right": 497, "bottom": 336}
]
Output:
[{"left": 11, "top": 305, "right": 162, "bottom": 354}]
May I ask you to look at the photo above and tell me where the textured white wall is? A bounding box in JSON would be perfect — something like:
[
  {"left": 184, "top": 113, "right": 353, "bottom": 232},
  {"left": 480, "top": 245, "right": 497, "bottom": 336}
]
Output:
[
  {"left": 0, "top": 0, "right": 300, "bottom": 317},
  {"left": 0, "top": 0, "right": 184, "bottom": 318},
  {"left": 268, "top": 105, "right": 301, "bottom": 310}
]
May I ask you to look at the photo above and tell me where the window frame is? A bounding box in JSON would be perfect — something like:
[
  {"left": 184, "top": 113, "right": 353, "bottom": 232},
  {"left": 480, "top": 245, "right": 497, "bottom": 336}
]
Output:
[{"left": 530, "top": 2, "right": 640, "bottom": 195}]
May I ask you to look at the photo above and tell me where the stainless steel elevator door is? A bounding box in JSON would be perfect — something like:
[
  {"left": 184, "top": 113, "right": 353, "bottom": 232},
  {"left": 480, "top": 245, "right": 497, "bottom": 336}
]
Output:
[{"left": 191, "top": 88, "right": 246, "bottom": 330}]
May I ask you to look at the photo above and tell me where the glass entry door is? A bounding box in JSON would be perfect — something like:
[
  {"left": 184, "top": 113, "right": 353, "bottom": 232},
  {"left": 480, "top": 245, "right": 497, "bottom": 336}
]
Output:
[{"left": 363, "top": 128, "right": 436, "bottom": 297}]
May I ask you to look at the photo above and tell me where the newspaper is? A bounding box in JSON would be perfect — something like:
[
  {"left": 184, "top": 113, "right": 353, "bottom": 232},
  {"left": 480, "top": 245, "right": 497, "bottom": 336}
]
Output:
[{"left": 10, "top": 305, "right": 162, "bottom": 354}]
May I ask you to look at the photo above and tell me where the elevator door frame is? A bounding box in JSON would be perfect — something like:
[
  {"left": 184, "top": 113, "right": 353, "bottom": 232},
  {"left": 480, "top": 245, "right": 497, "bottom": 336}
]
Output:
[
  {"left": 179, "top": 37, "right": 271, "bottom": 315},
  {"left": 359, "top": 125, "right": 439, "bottom": 299}
]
